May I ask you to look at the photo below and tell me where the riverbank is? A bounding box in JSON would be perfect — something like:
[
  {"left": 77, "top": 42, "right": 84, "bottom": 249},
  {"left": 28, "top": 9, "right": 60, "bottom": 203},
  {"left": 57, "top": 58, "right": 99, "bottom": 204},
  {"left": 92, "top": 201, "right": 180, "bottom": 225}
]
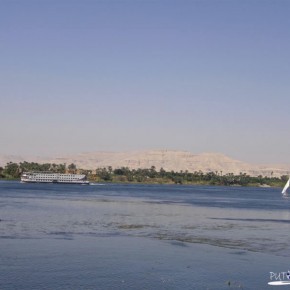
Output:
[
  {"left": 1, "top": 161, "right": 286, "bottom": 187},
  {"left": 0, "top": 177, "right": 283, "bottom": 188}
]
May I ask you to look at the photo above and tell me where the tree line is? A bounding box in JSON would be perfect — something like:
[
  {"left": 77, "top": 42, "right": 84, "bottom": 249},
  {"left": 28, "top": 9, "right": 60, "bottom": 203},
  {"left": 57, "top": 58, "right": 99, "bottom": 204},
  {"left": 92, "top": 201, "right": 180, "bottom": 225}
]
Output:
[{"left": 0, "top": 161, "right": 287, "bottom": 187}]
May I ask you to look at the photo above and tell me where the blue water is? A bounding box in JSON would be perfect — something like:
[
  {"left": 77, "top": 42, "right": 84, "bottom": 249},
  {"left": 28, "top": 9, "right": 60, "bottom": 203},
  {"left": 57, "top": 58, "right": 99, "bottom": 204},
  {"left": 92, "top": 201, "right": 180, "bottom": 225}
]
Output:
[{"left": 0, "top": 181, "right": 289, "bottom": 289}]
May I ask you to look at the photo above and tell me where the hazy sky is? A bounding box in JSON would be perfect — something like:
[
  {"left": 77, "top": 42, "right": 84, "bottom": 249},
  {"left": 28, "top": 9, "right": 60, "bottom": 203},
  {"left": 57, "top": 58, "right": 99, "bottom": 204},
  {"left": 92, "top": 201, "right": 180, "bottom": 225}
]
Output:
[{"left": 1, "top": 0, "right": 290, "bottom": 163}]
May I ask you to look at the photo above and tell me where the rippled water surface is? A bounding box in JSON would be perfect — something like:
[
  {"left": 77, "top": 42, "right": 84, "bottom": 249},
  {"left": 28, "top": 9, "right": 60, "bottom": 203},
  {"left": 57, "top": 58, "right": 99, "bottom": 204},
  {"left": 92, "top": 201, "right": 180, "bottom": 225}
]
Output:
[{"left": 1, "top": 181, "right": 290, "bottom": 289}]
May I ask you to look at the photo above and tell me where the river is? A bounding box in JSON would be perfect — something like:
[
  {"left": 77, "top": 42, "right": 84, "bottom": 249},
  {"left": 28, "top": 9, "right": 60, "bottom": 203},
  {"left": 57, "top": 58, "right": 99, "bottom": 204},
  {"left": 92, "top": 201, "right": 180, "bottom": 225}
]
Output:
[{"left": 0, "top": 181, "right": 289, "bottom": 289}]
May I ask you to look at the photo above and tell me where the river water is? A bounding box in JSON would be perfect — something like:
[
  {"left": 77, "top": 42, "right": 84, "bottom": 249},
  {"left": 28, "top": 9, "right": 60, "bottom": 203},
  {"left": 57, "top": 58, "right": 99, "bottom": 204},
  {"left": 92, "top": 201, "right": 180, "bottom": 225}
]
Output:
[{"left": 0, "top": 181, "right": 290, "bottom": 289}]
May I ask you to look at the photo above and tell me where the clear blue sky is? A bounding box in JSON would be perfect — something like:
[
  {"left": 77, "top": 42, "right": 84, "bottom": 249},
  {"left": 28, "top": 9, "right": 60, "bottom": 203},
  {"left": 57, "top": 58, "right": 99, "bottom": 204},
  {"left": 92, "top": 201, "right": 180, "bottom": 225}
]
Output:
[{"left": 0, "top": 0, "right": 290, "bottom": 163}]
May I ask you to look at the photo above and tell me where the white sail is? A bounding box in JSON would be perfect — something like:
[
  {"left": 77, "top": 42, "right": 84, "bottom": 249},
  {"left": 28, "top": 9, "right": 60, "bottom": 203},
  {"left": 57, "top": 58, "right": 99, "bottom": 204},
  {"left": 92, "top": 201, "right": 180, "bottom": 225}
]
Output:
[{"left": 282, "top": 178, "right": 290, "bottom": 195}]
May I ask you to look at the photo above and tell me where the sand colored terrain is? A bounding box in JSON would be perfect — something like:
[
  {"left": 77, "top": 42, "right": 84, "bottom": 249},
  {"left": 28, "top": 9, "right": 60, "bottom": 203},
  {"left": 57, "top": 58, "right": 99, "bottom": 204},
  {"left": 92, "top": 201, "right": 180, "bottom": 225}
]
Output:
[{"left": 1, "top": 150, "right": 290, "bottom": 177}]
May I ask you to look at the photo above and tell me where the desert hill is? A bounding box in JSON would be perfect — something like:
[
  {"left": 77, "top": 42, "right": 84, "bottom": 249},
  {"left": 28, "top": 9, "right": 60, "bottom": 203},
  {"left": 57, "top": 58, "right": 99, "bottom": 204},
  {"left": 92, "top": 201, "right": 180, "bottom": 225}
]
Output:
[{"left": 1, "top": 150, "right": 290, "bottom": 177}]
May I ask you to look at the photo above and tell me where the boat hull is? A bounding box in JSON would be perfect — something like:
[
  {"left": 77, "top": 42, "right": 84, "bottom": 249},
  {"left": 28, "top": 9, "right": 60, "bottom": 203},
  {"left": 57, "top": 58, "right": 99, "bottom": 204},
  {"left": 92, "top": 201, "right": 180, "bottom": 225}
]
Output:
[{"left": 21, "top": 180, "right": 90, "bottom": 185}]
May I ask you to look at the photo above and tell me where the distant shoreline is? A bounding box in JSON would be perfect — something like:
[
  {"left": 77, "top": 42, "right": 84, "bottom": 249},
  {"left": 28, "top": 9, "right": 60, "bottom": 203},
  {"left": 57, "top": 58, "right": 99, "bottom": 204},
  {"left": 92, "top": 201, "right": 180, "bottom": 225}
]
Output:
[
  {"left": 1, "top": 177, "right": 282, "bottom": 189},
  {"left": 0, "top": 161, "right": 286, "bottom": 188}
]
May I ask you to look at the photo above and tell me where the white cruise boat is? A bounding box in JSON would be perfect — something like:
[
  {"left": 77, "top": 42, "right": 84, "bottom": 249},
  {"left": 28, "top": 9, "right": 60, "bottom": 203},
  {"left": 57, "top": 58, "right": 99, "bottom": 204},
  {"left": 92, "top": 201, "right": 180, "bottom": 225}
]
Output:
[{"left": 21, "top": 172, "right": 90, "bottom": 185}]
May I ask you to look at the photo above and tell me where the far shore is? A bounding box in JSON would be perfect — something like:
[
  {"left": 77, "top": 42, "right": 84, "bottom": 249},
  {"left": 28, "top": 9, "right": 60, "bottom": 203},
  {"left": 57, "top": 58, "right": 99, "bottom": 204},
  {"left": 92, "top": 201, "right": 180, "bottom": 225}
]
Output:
[{"left": 1, "top": 161, "right": 287, "bottom": 188}]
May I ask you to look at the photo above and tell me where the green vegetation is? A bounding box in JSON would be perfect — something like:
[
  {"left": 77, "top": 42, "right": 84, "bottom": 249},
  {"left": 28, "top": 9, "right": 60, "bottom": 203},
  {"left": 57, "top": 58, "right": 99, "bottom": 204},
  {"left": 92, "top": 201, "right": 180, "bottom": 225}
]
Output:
[{"left": 0, "top": 161, "right": 287, "bottom": 187}]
